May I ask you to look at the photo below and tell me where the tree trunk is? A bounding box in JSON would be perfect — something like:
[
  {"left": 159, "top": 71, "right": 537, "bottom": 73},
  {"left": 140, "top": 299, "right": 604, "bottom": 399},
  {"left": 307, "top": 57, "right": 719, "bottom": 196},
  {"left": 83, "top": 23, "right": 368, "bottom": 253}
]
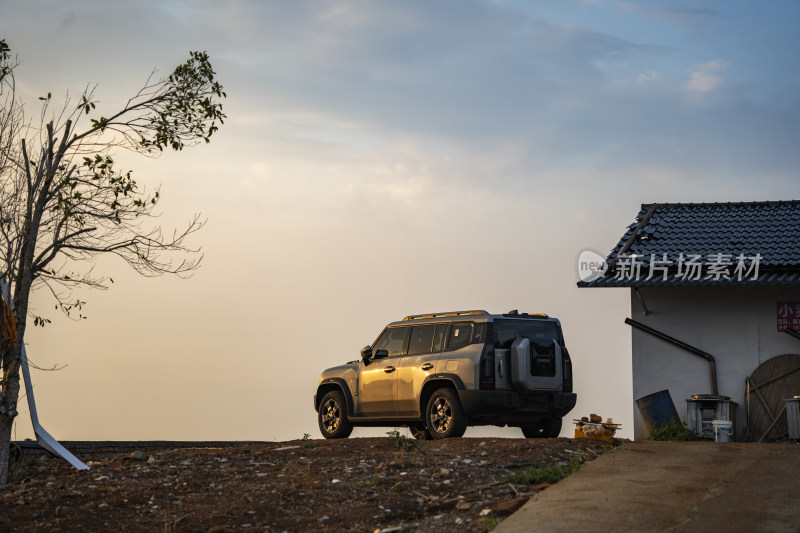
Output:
[
  {"left": 0, "top": 355, "right": 21, "bottom": 485},
  {"left": 0, "top": 291, "right": 28, "bottom": 486},
  {"left": 0, "top": 411, "right": 14, "bottom": 485}
]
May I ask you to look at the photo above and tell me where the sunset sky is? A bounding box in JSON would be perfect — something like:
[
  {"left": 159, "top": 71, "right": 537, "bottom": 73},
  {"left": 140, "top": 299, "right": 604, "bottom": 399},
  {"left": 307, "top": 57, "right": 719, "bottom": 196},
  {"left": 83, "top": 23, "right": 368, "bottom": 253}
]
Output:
[{"left": 2, "top": 0, "right": 799, "bottom": 442}]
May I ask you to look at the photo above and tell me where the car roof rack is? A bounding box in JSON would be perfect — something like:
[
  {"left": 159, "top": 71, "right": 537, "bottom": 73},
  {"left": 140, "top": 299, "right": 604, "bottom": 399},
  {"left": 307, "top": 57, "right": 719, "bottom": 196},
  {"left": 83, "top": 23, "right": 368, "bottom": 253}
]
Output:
[
  {"left": 503, "top": 310, "right": 550, "bottom": 319},
  {"left": 402, "top": 310, "right": 489, "bottom": 321}
]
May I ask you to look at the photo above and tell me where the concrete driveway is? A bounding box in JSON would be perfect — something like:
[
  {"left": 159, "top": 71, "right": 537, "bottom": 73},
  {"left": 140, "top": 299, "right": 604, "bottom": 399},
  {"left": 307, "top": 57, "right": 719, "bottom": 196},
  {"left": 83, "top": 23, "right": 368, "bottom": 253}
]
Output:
[{"left": 496, "top": 441, "right": 800, "bottom": 533}]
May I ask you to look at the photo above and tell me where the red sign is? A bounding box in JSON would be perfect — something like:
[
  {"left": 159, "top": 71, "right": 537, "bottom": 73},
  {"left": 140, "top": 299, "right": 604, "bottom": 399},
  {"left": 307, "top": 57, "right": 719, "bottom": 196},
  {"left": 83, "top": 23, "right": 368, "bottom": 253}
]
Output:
[{"left": 777, "top": 301, "right": 800, "bottom": 332}]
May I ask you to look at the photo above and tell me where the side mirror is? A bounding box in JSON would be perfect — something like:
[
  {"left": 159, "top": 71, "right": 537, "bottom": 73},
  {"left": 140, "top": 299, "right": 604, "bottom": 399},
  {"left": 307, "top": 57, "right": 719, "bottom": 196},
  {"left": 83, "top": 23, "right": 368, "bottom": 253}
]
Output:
[{"left": 360, "top": 345, "right": 373, "bottom": 365}]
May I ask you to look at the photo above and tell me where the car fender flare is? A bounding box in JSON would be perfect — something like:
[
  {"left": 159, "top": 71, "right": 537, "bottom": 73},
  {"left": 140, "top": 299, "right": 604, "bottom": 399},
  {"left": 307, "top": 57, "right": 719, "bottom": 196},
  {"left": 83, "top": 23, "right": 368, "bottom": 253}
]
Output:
[
  {"left": 316, "top": 378, "right": 355, "bottom": 417},
  {"left": 421, "top": 373, "right": 466, "bottom": 391},
  {"left": 419, "top": 374, "right": 466, "bottom": 416}
]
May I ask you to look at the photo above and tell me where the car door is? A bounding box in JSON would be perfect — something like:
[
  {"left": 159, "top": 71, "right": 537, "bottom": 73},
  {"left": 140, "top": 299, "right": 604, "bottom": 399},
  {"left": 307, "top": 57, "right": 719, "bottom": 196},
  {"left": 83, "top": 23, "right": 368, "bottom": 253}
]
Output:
[
  {"left": 396, "top": 324, "right": 448, "bottom": 415},
  {"left": 358, "top": 326, "right": 409, "bottom": 415}
]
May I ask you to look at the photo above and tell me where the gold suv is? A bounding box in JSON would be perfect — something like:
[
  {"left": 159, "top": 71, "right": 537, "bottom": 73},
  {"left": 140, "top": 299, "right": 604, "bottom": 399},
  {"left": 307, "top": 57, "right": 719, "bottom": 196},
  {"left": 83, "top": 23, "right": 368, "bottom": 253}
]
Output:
[{"left": 314, "top": 310, "right": 576, "bottom": 439}]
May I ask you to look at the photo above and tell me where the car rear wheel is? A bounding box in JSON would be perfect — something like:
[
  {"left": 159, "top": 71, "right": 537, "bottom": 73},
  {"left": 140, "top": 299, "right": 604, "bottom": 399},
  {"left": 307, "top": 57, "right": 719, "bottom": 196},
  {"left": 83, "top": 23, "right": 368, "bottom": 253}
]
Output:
[
  {"left": 318, "top": 390, "right": 353, "bottom": 439},
  {"left": 409, "top": 423, "right": 432, "bottom": 440},
  {"left": 521, "top": 416, "right": 562, "bottom": 438},
  {"left": 425, "top": 388, "right": 467, "bottom": 439}
]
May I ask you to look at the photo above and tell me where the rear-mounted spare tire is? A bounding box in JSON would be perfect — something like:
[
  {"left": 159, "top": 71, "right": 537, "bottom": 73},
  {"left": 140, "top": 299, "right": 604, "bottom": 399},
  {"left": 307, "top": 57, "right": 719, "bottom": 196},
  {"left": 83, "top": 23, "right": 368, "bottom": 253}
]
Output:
[{"left": 510, "top": 337, "right": 563, "bottom": 392}]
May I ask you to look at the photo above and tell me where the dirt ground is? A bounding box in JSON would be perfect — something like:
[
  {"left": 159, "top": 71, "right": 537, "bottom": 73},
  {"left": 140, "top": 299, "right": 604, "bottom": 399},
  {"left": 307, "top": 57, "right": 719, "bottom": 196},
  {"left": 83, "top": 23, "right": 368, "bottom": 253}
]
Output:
[
  {"left": 0, "top": 436, "right": 610, "bottom": 532},
  {"left": 496, "top": 440, "right": 800, "bottom": 533}
]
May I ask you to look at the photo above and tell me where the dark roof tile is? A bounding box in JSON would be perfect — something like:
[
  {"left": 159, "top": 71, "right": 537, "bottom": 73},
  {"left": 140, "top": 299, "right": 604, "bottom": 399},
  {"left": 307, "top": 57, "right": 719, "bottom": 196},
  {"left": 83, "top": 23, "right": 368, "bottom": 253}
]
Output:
[{"left": 580, "top": 200, "right": 800, "bottom": 288}]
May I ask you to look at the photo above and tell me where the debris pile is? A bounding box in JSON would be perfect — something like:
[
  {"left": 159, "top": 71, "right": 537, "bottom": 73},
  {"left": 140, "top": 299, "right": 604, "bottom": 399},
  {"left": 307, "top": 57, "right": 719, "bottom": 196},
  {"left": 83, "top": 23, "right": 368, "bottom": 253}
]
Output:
[{"left": 574, "top": 414, "right": 621, "bottom": 442}]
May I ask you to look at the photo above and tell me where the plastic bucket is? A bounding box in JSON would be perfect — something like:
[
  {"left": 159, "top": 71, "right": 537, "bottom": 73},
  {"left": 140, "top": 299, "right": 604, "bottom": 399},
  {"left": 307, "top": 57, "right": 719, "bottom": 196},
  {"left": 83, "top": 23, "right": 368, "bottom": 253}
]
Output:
[
  {"left": 635, "top": 389, "right": 680, "bottom": 435},
  {"left": 712, "top": 420, "right": 733, "bottom": 442}
]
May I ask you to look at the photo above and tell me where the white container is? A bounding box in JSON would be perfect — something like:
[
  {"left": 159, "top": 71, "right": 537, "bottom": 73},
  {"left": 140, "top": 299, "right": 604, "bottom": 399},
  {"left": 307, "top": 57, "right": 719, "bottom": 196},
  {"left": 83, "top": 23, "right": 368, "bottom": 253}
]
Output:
[
  {"left": 686, "top": 396, "right": 737, "bottom": 439},
  {"left": 712, "top": 419, "right": 733, "bottom": 442}
]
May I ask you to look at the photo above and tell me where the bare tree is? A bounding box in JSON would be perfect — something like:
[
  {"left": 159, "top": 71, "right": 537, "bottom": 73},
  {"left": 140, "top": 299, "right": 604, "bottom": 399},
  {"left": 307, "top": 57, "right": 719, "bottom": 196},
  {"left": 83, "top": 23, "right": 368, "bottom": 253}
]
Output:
[{"left": 0, "top": 38, "right": 226, "bottom": 484}]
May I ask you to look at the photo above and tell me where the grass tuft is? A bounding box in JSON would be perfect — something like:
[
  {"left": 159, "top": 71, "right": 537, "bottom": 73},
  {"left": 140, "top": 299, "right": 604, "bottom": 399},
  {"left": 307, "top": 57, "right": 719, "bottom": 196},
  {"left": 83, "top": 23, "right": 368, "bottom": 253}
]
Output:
[
  {"left": 386, "top": 429, "right": 426, "bottom": 453},
  {"left": 647, "top": 417, "right": 699, "bottom": 441}
]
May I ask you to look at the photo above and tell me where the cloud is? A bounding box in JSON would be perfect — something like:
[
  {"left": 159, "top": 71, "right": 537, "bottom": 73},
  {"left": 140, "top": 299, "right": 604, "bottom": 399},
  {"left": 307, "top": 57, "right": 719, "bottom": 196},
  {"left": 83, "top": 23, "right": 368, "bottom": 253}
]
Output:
[
  {"left": 636, "top": 69, "right": 660, "bottom": 83},
  {"left": 646, "top": 4, "right": 721, "bottom": 32},
  {"left": 684, "top": 59, "right": 730, "bottom": 94}
]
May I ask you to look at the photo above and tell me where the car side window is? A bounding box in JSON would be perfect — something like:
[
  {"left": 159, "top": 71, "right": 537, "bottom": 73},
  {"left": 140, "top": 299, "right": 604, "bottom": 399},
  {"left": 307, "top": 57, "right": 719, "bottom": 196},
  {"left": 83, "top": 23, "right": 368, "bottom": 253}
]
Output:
[
  {"left": 373, "top": 327, "right": 410, "bottom": 358},
  {"left": 432, "top": 324, "right": 448, "bottom": 352},
  {"left": 407, "top": 325, "right": 437, "bottom": 355},
  {"left": 447, "top": 322, "right": 473, "bottom": 351}
]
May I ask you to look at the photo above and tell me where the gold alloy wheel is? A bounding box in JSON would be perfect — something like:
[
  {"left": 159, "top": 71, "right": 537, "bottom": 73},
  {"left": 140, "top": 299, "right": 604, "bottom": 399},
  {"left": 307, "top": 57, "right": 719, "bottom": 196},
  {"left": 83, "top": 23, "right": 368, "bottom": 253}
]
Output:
[
  {"left": 430, "top": 397, "right": 453, "bottom": 433},
  {"left": 321, "top": 399, "right": 341, "bottom": 433}
]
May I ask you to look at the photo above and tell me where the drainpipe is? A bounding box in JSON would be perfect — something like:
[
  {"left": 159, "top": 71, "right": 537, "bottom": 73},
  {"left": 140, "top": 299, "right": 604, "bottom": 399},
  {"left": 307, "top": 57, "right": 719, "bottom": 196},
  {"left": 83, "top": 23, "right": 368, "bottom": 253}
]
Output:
[{"left": 625, "top": 318, "right": 718, "bottom": 396}]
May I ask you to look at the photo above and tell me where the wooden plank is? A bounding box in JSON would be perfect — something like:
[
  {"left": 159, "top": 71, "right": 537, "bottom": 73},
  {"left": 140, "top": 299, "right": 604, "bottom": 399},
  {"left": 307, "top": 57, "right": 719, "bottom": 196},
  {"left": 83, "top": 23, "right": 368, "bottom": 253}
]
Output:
[
  {"left": 750, "top": 365, "right": 800, "bottom": 391},
  {"left": 747, "top": 354, "right": 800, "bottom": 441}
]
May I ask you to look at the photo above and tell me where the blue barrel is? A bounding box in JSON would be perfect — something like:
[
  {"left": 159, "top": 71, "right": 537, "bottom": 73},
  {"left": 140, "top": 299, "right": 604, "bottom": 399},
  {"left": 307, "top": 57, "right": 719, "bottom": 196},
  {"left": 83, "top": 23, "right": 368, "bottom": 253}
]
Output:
[{"left": 636, "top": 390, "right": 680, "bottom": 434}]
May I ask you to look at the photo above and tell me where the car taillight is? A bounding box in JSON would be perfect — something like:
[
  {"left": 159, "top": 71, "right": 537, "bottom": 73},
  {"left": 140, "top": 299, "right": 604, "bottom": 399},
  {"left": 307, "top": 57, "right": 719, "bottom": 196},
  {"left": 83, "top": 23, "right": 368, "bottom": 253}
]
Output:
[{"left": 562, "top": 346, "right": 573, "bottom": 393}]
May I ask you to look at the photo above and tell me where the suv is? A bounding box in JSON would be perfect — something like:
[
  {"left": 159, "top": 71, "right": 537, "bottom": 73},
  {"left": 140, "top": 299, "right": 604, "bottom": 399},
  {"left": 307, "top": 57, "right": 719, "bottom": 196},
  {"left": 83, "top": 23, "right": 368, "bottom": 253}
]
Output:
[{"left": 313, "top": 310, "right": 576, "bottom": 440}]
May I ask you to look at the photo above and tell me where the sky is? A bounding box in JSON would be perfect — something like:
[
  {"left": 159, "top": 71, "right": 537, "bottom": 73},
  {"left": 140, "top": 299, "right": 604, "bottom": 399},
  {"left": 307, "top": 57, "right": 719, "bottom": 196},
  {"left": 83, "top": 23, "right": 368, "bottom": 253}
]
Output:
[{"left": 1, "top": 0, "right": 799, "bottom": 443}]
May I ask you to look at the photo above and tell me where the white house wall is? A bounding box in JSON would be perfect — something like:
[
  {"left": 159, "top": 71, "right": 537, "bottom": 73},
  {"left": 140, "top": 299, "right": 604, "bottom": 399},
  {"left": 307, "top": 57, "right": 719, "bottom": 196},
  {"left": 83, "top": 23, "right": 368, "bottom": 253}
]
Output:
[{"left": 630, "top": 286, "right": 800, "bottom": 440}]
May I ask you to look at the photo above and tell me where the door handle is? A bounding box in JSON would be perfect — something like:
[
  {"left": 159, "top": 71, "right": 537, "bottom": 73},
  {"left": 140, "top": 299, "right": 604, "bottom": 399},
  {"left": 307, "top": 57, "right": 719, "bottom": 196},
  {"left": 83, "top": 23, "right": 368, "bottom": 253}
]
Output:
[
  {"left": 421, "top": 363, "right": 434, "bottom": 371},
  {"left": 384, "top": 366, "right": 396, "bottom": 373}
]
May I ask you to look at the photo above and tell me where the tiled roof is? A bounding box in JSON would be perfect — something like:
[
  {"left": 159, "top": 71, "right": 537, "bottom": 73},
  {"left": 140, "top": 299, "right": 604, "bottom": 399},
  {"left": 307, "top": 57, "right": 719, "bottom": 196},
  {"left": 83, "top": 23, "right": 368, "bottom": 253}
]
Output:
[{"left": 579, "top": 200, "right": 800, "bottom": 287}]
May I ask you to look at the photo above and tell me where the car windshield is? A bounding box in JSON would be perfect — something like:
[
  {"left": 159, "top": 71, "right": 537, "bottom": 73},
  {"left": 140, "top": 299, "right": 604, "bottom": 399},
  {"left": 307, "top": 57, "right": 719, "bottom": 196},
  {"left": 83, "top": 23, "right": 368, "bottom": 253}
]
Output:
[{"left": 494, "top": 319, "right": 559, "bottom": 348}]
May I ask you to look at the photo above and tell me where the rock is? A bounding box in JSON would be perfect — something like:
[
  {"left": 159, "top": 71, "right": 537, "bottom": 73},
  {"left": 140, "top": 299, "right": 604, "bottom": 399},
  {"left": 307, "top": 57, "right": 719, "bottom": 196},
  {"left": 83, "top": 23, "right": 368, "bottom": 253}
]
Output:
[
  {"left": 491, "top": 497, "right": 530, "bottom": 516},
  {"left": 98, "top": 502, "right": 109, "bottom": 508},
  {"left": 147, "top": 456, "right": 156, "bottom": 465},
  {"left": 455, "top": 501, "right": 471, "bottom": 511},
  {"left": 55, "top": 505, "right": 69, "bottom": 517},
  {"left": 130, "top": 451, "right": 145, "bottom": 461},
  {"left": 440, "top": 468, "right": 450, "bottom": 476}
]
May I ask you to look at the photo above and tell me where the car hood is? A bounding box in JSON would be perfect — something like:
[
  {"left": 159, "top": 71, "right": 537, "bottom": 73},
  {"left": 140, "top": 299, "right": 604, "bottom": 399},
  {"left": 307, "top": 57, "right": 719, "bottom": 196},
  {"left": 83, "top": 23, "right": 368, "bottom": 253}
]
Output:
[{"left": 319, "top": 362, "right": 359, "bottom": 381}]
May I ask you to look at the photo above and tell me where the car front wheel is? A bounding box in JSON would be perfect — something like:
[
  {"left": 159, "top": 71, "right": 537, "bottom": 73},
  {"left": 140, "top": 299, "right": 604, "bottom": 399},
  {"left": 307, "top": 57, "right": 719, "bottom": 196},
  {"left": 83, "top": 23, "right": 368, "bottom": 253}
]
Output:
[
  {"left": 318, "top": 390, "right": 354, "bottom": 439},
  {"left": 425, "top": 388, "right": 467, "bottom": 439}
]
